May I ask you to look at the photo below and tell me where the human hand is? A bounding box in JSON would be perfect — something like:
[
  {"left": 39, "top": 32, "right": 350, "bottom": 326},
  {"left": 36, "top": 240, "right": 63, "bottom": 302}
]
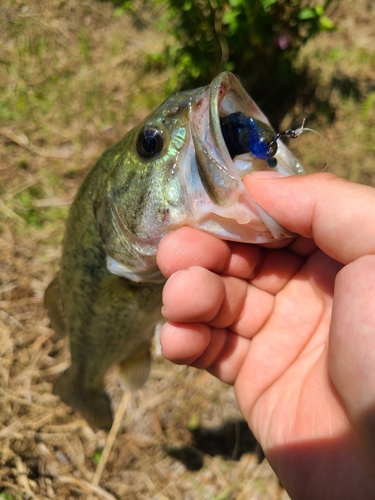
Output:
[{"left": 156, "top": 173, "right": 375, "bottom": 500}]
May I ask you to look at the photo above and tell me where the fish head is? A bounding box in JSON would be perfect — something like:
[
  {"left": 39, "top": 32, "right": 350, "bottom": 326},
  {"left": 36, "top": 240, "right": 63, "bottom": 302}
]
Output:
[{"left": 93, "top": 72, "right": 305, "bottom": 283}]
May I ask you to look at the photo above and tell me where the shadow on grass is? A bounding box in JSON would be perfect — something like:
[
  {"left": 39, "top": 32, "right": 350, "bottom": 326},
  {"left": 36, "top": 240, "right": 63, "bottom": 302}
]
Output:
[
  {"left": 253, "top": 67, "right": 336, "bottom": 128},
  {"left": 256, "top": 68, "right": 368, "bottom": 135},
  {"left": 165, "top": 419, "right": 264, "bottom": 471}
]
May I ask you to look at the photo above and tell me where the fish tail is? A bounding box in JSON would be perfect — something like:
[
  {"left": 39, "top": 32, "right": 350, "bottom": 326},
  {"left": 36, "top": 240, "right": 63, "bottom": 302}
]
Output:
[{"left": 53, "top": 368, "right": 113, "bottom": 431}]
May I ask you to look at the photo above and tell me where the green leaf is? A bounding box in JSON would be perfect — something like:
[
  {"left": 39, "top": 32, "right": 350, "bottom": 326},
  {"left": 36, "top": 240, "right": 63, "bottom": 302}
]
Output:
[
  {"left": 229, "top": 0, "right": 243, "bottom": 6},
  {"left": 224, "top": 61, "right": 235, "bottom": 71},
  {"left": 298, "top": 8, "right": 316, "bottom": 20},
  {"left": 260, "top": 0, "right": 278, "bottom": 9},
  {"left": 222, "top": 10, "right": 240, "bottom": 25},
  {"left": 319, "top": 16, "right": 336, "bottom": 30},
  {"left": 187, "top": 413, "right": 200, "bottom": 431},
  {"left": 112, "top": 7, "right": 125, "bottom": 18}
]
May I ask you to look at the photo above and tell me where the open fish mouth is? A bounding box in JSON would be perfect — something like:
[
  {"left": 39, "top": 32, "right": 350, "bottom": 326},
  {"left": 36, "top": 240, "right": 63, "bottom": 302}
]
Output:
[
  {"left": 213, "top": 73, "right": 304, "bottom": 177},
  {"left": 189, "top": 71, "right": 304, "bottom": 240}
]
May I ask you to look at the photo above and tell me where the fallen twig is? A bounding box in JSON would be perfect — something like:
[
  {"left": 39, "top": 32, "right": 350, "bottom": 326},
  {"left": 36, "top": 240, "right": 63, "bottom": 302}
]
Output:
[
  {"left": 0, "top": 128, "right": 72, "bottom": 159},
  {"left": 92, "top": 391, "right": 131, "bottom": 486},
  {"left": 58, "top": 475, "right": 117, "bottom": 500}
]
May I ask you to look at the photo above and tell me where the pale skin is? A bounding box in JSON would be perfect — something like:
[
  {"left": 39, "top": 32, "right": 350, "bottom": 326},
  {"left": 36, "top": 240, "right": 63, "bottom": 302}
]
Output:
[{"left": 156, "top": 173, "right": 375, "bottom": 500}]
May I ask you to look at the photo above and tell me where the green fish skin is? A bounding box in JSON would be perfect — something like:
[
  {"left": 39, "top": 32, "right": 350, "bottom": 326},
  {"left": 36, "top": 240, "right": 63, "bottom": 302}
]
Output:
[{"left": 44, "top": 72, "right": 304, "bottom": 431}]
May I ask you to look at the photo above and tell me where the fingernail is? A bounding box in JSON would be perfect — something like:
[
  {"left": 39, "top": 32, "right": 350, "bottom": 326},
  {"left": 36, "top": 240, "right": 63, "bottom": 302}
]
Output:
[{"left": 248, "top": 171, "right": 287, "bottom": 179}]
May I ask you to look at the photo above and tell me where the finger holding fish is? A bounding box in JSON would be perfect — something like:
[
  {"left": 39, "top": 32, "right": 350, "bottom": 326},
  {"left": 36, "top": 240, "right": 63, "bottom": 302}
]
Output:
[
  {"left": 157, "top": 226, "right": 264, "bottom": 280},
  {"left": 161, "top": 261, "right": 276, "bottom": 336},
  {"left": 161, "top": 321, "right": 250, "bottom": 385},
  {"left": 244, "top": 172, "right": 375, "bottom": 264},
  {"left": 158, "top": 226, "right": 305, "bottom": 298}
]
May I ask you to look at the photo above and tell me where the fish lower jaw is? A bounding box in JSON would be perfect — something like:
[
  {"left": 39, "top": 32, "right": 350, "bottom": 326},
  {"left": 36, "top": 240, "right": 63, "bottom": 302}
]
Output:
[
  {"left": 193, "top": 189, "right": 258, "bottom": 226},
  {"left": 211, "top": 201, "right": 254, "bottom": 225}
]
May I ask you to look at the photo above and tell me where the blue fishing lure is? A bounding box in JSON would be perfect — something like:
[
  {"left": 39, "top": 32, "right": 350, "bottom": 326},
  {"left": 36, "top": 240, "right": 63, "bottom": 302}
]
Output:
[{"left": 220, "top": 111, "right": 278, "bottom": 161}]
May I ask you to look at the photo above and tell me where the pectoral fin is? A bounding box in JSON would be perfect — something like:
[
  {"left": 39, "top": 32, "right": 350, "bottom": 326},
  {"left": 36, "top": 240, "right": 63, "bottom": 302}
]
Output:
[
  {"left": 44, "top": 276, "right": 67, "bottom": 337},
  {"left": 119, "top": 346, "right": 152, "bottom": 391}
]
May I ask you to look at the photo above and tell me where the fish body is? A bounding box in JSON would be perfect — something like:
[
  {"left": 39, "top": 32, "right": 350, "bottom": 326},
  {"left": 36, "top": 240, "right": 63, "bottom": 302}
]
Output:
[{"left": 45, "top": 72, "right": 304, "bottom": 430}]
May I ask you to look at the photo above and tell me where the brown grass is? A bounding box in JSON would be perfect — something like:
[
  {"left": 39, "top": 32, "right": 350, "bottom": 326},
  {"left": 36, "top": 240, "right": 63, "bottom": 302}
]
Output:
[{"left": 1, "top": 0, "right": 375, "bottom": 498}]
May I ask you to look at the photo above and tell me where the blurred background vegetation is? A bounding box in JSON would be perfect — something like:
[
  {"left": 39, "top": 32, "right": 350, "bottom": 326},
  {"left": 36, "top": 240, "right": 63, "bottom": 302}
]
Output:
[
  {"left": 1, "top": 0, "right": 375, "bottom": 498},
  {"left": 112, "top": 0, "right": 337, "bottom": 121}
]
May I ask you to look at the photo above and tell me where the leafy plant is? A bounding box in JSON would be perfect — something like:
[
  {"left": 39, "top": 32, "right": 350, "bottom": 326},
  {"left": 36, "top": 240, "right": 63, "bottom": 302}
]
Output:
[
  {"left": 161, "top": 0, "right": 336, "bottom": 91},
  {"left": 144, "top": 0, "right": 337, "bottom": 121}
]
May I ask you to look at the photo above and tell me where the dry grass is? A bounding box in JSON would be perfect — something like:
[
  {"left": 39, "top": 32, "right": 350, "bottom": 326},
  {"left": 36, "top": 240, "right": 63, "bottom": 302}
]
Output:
[{"left": 1, "top": 0, "right": 375, "bottom": 498}]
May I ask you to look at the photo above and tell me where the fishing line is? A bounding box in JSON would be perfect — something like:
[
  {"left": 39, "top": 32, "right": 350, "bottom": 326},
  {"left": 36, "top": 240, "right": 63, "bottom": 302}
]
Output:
[{"left": 272, "top": 118, "right": 332, "bottom": 171}]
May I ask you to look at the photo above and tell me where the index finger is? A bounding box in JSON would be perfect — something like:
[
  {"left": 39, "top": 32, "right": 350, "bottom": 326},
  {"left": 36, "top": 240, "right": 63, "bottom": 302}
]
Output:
[{"left": 157, "top": 227, "right": 262, "bottom": 279}]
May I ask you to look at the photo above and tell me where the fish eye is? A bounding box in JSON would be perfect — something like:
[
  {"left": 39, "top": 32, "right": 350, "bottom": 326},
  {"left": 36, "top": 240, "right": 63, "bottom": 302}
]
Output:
[{"left": 136, "top": 127, "right": 164, "bottom": 158}]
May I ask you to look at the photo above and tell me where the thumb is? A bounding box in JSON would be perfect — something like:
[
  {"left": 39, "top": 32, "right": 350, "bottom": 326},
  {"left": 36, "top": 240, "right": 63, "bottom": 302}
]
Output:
[{"left": 244, "top": 172, "right": 375, "bottom": 265}]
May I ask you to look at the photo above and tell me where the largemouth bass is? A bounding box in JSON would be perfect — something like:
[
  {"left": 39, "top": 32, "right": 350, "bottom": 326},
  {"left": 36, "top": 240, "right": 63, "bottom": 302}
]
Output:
[{"left": 44, "top": 72, "right": 304, "bottom": 430}]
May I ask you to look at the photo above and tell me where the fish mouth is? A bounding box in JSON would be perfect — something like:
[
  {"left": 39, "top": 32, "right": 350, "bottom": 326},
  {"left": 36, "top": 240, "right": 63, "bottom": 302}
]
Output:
[
  {"left": 211, "top": 72, "right": 304, "bottom": 176},
  {"left": 190, "top": 71, "right": 304, "bottom": 241}
]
